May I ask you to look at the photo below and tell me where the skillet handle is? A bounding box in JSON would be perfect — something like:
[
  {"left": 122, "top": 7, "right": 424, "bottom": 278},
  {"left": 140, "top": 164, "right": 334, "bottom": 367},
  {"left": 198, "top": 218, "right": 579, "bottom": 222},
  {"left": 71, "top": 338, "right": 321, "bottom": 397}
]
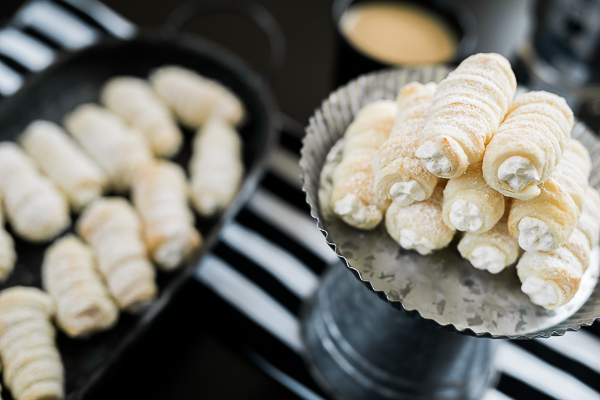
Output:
[{"left": 162, "top": 0, "right": 286, "bottom": 83}]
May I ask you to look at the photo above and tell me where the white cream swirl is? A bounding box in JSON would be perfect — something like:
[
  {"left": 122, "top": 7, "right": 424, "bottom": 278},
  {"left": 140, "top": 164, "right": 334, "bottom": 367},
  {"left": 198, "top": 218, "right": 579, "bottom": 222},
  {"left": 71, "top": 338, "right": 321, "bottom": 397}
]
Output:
[
  {"left": 389, "top": 180, "right": 426, "bottom": 206},
  {"left": 449, "top": 199, "right": 483, "bottom": 232},
  {"left": 521, "top": 277, "right": 558, "bottom": 309},
  {"left": 469, "top": 246, "right": 505, "bottom": 274},
  {"left": 399, "top": 229, "right": 435, "bottom": 255},
  {"left": 518, "top": 217, "right": 555, "bottom": 251},
  {"left": 497, "top": 156, "right": 540, "bottom": 192},
  {"left": 415, "top": 141, "right": 451, "bottom": 175}
]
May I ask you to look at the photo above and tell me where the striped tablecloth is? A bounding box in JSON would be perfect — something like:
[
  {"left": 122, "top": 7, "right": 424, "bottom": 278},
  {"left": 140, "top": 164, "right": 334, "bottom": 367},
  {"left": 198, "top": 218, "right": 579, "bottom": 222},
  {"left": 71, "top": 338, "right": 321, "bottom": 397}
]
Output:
[{"left": 1, "top": 2, "right": 599, "bottom": 399}]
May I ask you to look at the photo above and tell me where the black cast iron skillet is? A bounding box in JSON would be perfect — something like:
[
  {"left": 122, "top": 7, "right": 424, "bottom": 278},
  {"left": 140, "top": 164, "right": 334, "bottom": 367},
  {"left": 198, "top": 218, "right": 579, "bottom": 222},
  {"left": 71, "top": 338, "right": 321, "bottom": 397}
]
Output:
[{"left": 0, "top": 2, "right": 281, "bottom": 399}]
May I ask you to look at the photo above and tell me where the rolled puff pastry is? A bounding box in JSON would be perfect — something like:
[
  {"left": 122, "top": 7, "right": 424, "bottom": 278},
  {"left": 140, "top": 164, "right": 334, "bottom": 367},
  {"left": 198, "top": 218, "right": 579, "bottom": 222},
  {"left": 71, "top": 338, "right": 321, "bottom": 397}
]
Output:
[
  {"left": 516, "top": 187, "right": 600, "bottom": 309},
  {"left": 373, "top": 82, "right": 439, "bottom": 205},
  {"left": 77, "top": 198, "right": 157, "bottom": 313},
  {"left": 0, "top": 143, "right": 69, "bottom": 242},
  {"left": 0, "top": 287, "right": 63, "bottom": 400},
  {"left": 149, "top": 65, "right": 245, "bottom": 129},
  {"left": 133, "top": 161, "right": 202, "bottom": 270},
  {"left": 331, "top": 101, "right": 396, "bottom": 229},
  {"left": 483, "top": 91, "right": 574, "bottom": 200},
  {"left": 385, "top": 184, "right": 455, "bottom": 255},
  {"left": 42, "top": 235, "right": 118, "bottom": 338},
  {"left": 20, "top": 120, "right": 109, "bottom": 211},
  {"left": 508, "top": 139, "right": 591, "bottom": 251},
  {"left": 101, "top": 76, "right": 183, "bottom": 158},
  {"left": 0, "top": 196, "right": 16, "bottom": 283},
  {"left": 457, "top": 202, "right": 520, "bottom": 274},
  {"left": 442, "top": 163, "right": 505, "bottom": 233},
  {"left": 416, "top": 53, "right": 517, "bottom": 179},
  {"left": 63, "top": 104, "right": 154, "bottom": 193},
  {"left": 189, "top": 118, "right": 244, "bottom": 217}
]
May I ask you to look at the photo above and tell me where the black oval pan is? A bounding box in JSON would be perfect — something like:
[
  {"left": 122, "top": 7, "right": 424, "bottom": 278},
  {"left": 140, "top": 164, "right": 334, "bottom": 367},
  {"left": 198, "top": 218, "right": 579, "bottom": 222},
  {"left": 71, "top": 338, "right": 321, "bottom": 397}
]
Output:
[{"left": 0, "top": 30, "right": 279, "bottom": 400}]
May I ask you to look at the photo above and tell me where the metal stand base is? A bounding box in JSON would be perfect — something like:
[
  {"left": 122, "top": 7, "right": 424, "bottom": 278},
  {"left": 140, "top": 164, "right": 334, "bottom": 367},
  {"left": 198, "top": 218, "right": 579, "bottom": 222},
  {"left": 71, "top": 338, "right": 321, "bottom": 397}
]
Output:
[{"left": 302, "top": 265, "right": 498, "bottom": 400}]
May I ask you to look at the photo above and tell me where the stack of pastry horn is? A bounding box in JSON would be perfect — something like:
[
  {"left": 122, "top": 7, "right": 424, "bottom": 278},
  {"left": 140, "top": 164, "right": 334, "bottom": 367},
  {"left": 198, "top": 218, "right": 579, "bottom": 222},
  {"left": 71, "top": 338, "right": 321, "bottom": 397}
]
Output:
[{"left": 329, "top": 52, "right": 600, "bottom": 310}]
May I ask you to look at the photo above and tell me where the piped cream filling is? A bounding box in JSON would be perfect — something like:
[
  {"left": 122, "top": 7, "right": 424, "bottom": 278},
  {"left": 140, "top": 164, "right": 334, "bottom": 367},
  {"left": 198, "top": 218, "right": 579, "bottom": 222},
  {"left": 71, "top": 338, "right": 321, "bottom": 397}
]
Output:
[
  {"left": 469, "top": 246, "right": 505, "bottom": 274},
  {"left": 497, "top": 156, "right": 540, "bottom": 192},
  {"left": 399, "top": 229, "right": 434, "bottom": 255},
  {"left": 415, "top": 141, "right": 451, "bottom": 174},
  {"left": 389, "top": 180, "right": 426, "bottom": 206},
  {"left": 334, "top": 194, "right": 367, "bottom": 224},
  {"left": 518, "top": 217, "right": 555, "bottom": 251},
  {"left": 521, "top": 277, "right": 558, "bottom": 308},
  {"left": 449, "top": 199, "right": 483, "bottom": 232}
]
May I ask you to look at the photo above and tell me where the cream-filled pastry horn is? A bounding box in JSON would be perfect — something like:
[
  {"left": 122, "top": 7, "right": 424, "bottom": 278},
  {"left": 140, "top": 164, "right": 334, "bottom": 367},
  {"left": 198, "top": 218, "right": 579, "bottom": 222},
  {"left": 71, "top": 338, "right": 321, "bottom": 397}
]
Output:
[
  {"left": 77, "top": 198, "right": 157, "bottom": 313},
  {"left": 483, "top": 91, "right": 574, "bottom": 200},
  {"left": 63, "top": 104, "right": 153, "bottom": 193},
  {"left": 0, "top": 195, "right": 15, "bottom": 283},
  {"left": 516, "top": 187, "right": 600, "bottom": 310},
  {"left": 458, "top": 201, "right": 520, "bottom": 274},
  {"left": 373, "top": 82, "right": 439, "bottom": 206},
  {"left": 0, "top": 143, "right": 69, "bottom": 242},
  {"left": 42, "top": 235, "right": 119, "bottom": 338},
  {"left": 331, "top": 100, "right": 396, "bottom": 229},
  {"left": 101, "top": 76, "right": 183, "bottom": 158},
  {"left": 385, "top": 184, "right": 455, "bottom": 255},
  {"left": 0, "top": 287, "right": 63, "bottom": 400},
  {"left": 149, "top": 65, "right": 245, "bottom": 129},
  {"left": 416, "top": 53, "right": 516, "bottom": 179},
  {"left": 133, "top": 161, "right": 202, "bottom": 270},
  {"left": 508, "top": 139, "right": 591, "bottom": 251},
  {"left": 189, "top": 118, "right": 244, "bottom": 217},
  {"left": 20, "top": 120, "right": 109, "bottom": 211},
  {"left": 442, "top": 163, "right": 504, "bottom": 233}
]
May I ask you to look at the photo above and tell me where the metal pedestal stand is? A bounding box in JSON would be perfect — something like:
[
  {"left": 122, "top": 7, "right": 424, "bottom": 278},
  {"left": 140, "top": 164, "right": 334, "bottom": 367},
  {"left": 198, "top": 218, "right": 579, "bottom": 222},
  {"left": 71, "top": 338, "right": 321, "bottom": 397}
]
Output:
[{"left": 302, "top": 265, "right": 498, "bottom": 400}]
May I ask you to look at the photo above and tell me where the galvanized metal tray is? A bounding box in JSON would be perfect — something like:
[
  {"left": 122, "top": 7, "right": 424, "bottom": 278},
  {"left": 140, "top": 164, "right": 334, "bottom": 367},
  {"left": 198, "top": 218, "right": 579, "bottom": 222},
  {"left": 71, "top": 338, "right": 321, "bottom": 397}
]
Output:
[{"left": 300, "top": 66, "right": 600, "bottom": 339}]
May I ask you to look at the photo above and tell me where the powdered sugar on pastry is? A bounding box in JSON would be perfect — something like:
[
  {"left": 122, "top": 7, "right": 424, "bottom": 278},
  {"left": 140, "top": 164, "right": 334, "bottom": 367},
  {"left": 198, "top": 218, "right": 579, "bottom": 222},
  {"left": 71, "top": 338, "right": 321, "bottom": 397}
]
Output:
[{"left": 497, "top": 156, "right": 540, "bottom": 192}]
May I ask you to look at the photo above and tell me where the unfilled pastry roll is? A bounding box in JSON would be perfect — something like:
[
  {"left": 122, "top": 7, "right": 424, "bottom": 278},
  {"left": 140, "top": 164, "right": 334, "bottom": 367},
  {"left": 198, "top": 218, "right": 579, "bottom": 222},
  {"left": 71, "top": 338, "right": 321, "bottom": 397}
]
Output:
[
  {"left": 457, "top": 202, "right": 520, "bottom": 274},
  {"left": 442, "top": 163, "right": 505, "bottom": 233},
  {"left": 385, "top": 184, "right": 455, "bottom": 255},
  {"left": 0, "top": 287, "right": 63, "bottom": 400},
  {"left": 101, "top": 76, "right": 183, "bottom": 158},
  {"left": 63, "top": 104, "right": 153, "bottom": 193},
  {"left": 516, "top": 187, "right": 600, "bottom": 309},
  {"left": 483, "top": 91, "right": 574, "bottom": 200},
  {"left": 189, "top": 118, "right": 244, "bottom": 217},
  {"left": 42, "top": 235, "right": 118, "bottom": 338},
  {"left": 508, "top": 139, "right": 591, "bottom": 251},
  {"left": 77, "top": 198, "right": 157, "bottom": 313},
  {"left": 149, "top": 65, "right": 245, "bottom": 129},
  {"left": 416, "top": 53, "right": 517, "bottom": 179},
  {"left": 373, "top": 82, "right": 439, "bottom": 205},
  {"left": 20, "top": 120, "right": 109, "bottom": 211},
  {"left": 0, "top": 196, "right": 16, "bottom": 283},
  {"left": 0, "top": 143, "right": 69, "bottom": 242},
  {"left": 133, "top": 161, "right": 202, "bottom": 270},
  {"left": 331, "top": 101, "right": 396, "bottom": 229}
]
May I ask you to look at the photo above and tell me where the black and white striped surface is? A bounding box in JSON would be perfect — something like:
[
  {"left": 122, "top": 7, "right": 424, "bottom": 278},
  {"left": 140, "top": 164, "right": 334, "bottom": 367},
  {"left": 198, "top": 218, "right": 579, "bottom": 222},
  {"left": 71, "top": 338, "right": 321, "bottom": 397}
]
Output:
[{"left": 2, "top": 2, "right": 600, "bottom": 399}]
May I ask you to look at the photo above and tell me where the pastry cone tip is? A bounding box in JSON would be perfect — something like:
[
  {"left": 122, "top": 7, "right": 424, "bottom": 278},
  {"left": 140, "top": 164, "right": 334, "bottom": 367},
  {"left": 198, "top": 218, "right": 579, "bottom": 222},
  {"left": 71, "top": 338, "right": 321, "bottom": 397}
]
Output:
[
  {"left": 521, "top": 277, "right": 560, "bottom": 309},
  {"left": 333, "top": 194, "right": 382, "bottom": 230},
  {"left": 397, "top": 229, "right": 435, "bottom": 255},
  {"left": 389, "top": 180, "right": 427, "bottom": 206},
  {"left": 467, "top": 245, "right": 507, "bottom": 274}
]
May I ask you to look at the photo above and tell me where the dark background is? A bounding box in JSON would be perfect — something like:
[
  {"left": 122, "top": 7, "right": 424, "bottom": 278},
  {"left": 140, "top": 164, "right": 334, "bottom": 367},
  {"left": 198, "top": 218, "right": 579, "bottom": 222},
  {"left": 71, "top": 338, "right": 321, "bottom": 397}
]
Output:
[{"left": 0, "top": 1, "right": 534, "bottom": 399}]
